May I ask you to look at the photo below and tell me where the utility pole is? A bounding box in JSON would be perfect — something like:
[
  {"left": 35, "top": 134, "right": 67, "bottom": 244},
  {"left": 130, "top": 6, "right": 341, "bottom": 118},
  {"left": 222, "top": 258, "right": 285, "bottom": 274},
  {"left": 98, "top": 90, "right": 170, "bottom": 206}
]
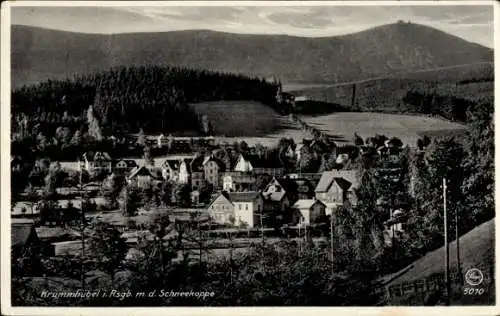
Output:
[
  {"left": 455, "top": 197, "right": 462, "bottom": 285},
  {"left": 260, "top": 208, "right": 265, "bottom": 268},
  {"left": 298, "top": 223, "right": 302, "bottom": 256},
  {"left": 351, "top": 84, "right": 356, "bottom": 109},
  {"left": 443, "top": 178, "right": 451, "bottom": 306},
  {"left": 330, "top": 213, "right": 334, "bottom": 274},
  {"left": 79, "top": 162, "right": 85, "bottom": 290}
]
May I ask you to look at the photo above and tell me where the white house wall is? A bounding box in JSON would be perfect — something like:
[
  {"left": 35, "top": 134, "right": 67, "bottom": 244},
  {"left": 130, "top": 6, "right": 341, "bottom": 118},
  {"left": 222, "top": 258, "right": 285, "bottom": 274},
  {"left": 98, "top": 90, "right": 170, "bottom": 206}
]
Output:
[{"left": 234, "top": 156, "right": 253, "bottom": 173}]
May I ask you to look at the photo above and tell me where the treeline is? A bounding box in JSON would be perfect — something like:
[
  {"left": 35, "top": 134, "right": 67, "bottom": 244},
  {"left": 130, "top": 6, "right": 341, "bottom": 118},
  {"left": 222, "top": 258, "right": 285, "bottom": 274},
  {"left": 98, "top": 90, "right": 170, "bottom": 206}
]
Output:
[
  {"left": 11, "top": 65, "right": 280, "bottom": 136},
  {"left": 292, "top": 78, "right": 492, "bottom": 123},
  {"left": 401, "top": 90, "right": 475, "bottom": 122},
  {"left": 458, "top": 76, "right": 494, "bottom": 85}
]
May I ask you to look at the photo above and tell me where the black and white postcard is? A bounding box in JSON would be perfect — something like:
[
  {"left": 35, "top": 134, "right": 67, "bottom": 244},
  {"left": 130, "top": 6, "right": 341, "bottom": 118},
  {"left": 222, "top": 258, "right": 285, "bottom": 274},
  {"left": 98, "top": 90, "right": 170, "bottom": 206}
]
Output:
[{"left": 1, "top": 1, "right": 498, "bottom": 315}]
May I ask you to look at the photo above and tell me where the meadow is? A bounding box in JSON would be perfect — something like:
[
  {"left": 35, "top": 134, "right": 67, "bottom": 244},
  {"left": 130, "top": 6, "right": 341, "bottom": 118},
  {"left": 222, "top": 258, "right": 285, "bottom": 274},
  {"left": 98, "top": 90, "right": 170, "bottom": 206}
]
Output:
[{"left": 300, "top": 112, "right": 467, "bottom": 146}]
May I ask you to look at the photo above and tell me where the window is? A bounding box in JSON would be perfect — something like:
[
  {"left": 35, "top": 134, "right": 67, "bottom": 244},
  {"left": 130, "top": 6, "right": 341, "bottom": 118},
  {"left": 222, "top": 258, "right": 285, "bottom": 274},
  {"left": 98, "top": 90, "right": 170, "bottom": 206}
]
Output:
[
  {"left": 245, "top": 204, "right": 248, "bottom": 210},
  {"left": 239, "top": 204, "right": 242, "bottom": 210}
]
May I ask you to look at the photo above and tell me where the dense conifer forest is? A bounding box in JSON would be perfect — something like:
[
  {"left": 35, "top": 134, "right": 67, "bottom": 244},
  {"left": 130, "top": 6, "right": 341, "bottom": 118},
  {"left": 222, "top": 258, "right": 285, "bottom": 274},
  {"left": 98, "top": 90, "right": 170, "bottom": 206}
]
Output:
[{"left": 11, "top": 65, "right": 280, "bottom": 136}]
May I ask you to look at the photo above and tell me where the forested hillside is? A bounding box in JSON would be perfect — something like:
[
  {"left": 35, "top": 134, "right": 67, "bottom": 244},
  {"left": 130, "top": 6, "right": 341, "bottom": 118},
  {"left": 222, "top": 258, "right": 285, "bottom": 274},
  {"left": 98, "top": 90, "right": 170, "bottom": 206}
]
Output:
[
  {"left": 292, "top": 77, "right": 493, "bottom": 122},
  {"left": 11, "top": 65, "right": 280, "bottom": 136},
  {"left": 12, "top": 22, "right": 493, "bottom": 87}
]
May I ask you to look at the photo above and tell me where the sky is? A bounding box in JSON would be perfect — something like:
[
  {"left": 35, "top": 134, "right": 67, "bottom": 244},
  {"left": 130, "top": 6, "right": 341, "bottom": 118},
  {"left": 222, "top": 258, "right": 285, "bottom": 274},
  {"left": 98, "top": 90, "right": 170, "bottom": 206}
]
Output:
[{"left": 10, "top": 4, "right": 494, "bottom": 48}]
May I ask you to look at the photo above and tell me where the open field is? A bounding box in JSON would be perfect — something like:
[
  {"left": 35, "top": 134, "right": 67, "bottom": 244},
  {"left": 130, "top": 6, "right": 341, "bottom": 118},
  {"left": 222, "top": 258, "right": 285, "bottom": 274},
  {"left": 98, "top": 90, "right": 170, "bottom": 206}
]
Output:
[
  {"left": 190, "top": 101, "right": 297, "bottom": 137},
  {"left": 301, "top": 112, "right": 467, "bottom": 146}
]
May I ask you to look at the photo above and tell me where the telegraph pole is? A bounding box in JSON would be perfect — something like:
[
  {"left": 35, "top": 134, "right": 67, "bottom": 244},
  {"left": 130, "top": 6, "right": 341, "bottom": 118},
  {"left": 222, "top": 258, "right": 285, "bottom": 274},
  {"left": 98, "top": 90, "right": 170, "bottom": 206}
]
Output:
[
  {"left": 330, "top": 214, "right": 334, "bottom": 274},
  {"left": 79, "top": 162, "right": 85, "bottom": 290},
  {"left": 443, "top": 178, "right": 451, "bottom": 306},
  {"left": 455, "top": 204, "right": 462, "bottom": 285}
]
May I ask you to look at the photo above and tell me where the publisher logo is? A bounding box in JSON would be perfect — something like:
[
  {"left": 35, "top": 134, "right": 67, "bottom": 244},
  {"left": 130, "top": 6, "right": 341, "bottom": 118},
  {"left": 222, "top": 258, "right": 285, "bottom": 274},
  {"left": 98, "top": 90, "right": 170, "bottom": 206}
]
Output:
[{"left": 465, "top": 268, "right": 484, "bottom": 286}]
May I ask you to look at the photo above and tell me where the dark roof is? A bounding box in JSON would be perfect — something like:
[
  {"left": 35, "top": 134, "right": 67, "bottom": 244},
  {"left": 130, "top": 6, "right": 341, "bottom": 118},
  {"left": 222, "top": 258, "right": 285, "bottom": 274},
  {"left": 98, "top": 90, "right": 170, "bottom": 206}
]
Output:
[
  {"left": 114, "top": 159, "right": 137, "bottom": 168},
  {"left": 280, "top": 178, "right": 315, "bottom": 194},
  {"left": 315, "top": 170, "right": 360, "bottom": 193},
  {"left": 82, "top": 151, "right": 111, "bottom": 162},
  {"left": 162, "top": 159, "right": 182, "bottom": 171},
  {"left": 262, "top": 190, "right": 286, "bottom": 202},
  {"left": 293, "top": 199, "right": 325, "bottom": 210},
  {"left": 190, "top": 155, "right": 205, "bottom": 172},
  {"left": 128, "top": 166, "right": 159, "bottom": 179},
  {"left": 203, "top": 156, "right": 226, "bottom": 172},
  {"left": 228, "top": 192, "right": 262, "bottom": 203},
  {"left": 12, "top": 223, "right": 39, "bottom": 248},
  {"left": 262, "top": 178, "right": 287, "bottom": 202},
  {"left": 208, "top": 192, "right": 233, "bottom": 208},
  {"left": 378, "top": 146, "right": 402, "bottom": 155},
  {"left": 182, "top": 158, "right": 192, "bottom": 173},
  {"left": 245, "top": 154, "right": 284, "bottom": 169},
  {"left": 333, "top": 177, "right": 352, "bottom": 191}
]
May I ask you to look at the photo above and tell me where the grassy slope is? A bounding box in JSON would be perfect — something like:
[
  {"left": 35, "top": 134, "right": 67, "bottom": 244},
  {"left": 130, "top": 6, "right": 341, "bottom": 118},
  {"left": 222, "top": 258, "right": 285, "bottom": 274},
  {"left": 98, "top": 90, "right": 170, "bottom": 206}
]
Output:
[
  {"left": 12, "top": 22, "right": 492, "bottom": 88},
  {"left": 190, "top": 101, "right": 288, "bottom": 137},
  {"left": 383, "top": 219, "right": 495, "bottom": 305},
  {"left": 300, "top": 112, "right": 467, "bottom": 146},
  {"left": 190, "top": 101, "right": 314, "bottom": 144}
]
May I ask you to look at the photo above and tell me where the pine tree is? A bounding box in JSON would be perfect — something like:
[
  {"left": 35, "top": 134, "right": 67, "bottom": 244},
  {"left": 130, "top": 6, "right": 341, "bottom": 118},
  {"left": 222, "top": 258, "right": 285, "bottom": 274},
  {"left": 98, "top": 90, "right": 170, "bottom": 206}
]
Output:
[
  {"left": 461, "top": 100, "right": 494, "bottom": 226},
  {"left": 70, "top": 130, "right": 83, "bottom": 147},
  {"left": 137, "top": 128, "right": 147, "bottom": 147},
  {"left": 87, "top": 105, "right": 103, "bottom": 141},
  {"left": 119, "top": 184, "right": 140, "bottom": 217},
  {"left": 143, "top": 146, "right": 154, "bottom": 167},
  {"left": 412, "top": 137, "right": 465, "bottom": 250}
]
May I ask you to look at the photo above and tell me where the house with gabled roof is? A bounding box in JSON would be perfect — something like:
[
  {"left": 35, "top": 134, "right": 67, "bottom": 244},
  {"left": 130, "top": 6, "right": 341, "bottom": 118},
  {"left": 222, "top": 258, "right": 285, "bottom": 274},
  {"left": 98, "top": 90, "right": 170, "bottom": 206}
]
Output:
[
  {"left": 315, "top": 170, "right": 360, "bottom": 212},
  {"left": 207, "top": 192, "right": 235, "bottom": 226},
  {"left": 11, "top": 222, "right": 47, "bottom": 257},
  {"left": 178, "top": 159, "right": 191, "bottom": 184},
  {"left": 222, "top": 172, "right": 256, "bottom": 192},
  {"left": 190, "top": 154, "right": 206, "bottom": 191},
  {"left": 207, "top": 191, "right": 266, "bottom": 228},
  {"left": 292, "top": 199, "right": 326, "bottom": 226},
  {"left": 233, "top": 154, "right": 284, "bottom": 176},
  {"left": 233, "top": 154, "right": 254, "bottom": 173},
  {"left": 284, "top": 177, "right": 316, "bottom": 202},
  {"left": 161, "top": 159, "right": 182, "bottom": 182},
  {"left": 127, "top": 166, "right": 162, "bottom": 188},
  {"left": 261, "top": 177, "right": 290, "bottom": 212},
  {"left": 203, "top": 155, "right": 226, "bottom": 189},
  {"left": 378, "top": 146, "right": 402, "bottom": 164},
  {"left": 113, "top": 159, "right": 137, "bottom": 175},
  {"left": 80, "top": 151, "right": 113, "bottom": 173},
  {"left": 228, "top": 192, "right": 265, "bottom": 228}
]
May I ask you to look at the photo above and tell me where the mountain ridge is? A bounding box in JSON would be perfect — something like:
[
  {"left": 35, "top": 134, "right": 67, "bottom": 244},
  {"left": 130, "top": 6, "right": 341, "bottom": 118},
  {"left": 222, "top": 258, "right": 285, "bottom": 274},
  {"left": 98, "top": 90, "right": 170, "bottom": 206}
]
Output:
[{"left": 11, "top": 23, "right": 493, "bottom": 88}]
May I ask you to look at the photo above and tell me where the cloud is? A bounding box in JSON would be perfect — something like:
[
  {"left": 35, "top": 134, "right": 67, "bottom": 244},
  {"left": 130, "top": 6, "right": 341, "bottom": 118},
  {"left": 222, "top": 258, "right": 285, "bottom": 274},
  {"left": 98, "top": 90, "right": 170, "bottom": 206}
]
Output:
[{"left": 10, "top": 5, "right": 494, "bottom": 47}]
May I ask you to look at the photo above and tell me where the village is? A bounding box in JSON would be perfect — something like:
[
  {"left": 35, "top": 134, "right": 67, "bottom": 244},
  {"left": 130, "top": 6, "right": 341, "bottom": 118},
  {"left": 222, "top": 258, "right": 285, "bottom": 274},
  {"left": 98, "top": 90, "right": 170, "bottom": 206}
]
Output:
[{"left": 11, "top": 123, "right": 409, "bottom": 266}]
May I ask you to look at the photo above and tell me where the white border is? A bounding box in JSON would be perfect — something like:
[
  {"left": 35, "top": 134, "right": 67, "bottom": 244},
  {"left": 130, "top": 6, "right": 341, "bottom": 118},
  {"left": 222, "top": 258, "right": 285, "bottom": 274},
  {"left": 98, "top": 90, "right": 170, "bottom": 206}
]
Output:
[{"left": 1, "top": 1, "right": 499, "bottom": 316}]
